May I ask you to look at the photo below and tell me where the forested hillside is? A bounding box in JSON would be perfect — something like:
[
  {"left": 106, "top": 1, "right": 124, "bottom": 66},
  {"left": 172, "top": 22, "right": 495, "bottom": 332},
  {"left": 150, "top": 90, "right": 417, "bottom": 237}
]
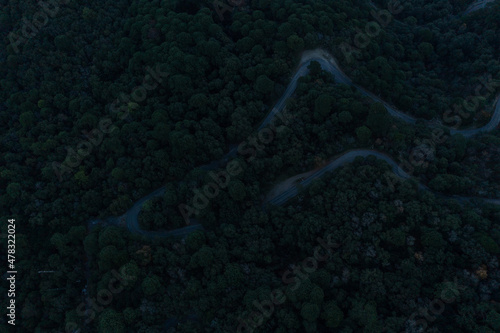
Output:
[{"left": 0, "top": 0, "right": 499, "bottom": 332}]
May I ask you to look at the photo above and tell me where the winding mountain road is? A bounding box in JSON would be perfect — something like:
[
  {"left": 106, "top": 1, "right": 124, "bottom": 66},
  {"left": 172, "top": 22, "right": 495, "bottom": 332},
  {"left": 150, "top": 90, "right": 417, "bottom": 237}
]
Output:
[
  {"left": 87, "top": 48, "right": 500, "bottom": 238},
  {"left": 81, "top": 8, "right": 499, "bottom": 329},
  {"left": 265, "top": 149, "right": 500, "bottom": 207},
  {"left": 266, "top": 150, "right": 414, "bottom": 207},
  {"left": 465, "top": 0, "right": 497, "bottom": 15}
]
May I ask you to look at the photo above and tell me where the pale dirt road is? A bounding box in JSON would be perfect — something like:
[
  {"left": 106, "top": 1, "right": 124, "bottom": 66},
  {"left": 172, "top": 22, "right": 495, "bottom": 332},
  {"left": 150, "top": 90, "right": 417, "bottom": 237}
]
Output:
[{"left": 88, "top": 48, "right": 500, "bottom": 238}]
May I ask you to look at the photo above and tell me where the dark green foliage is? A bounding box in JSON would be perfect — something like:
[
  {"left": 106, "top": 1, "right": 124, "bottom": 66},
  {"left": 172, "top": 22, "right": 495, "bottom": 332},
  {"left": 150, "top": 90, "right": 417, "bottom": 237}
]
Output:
[{"left": 2, "top": 0, "right": 500, "bottom": 332}]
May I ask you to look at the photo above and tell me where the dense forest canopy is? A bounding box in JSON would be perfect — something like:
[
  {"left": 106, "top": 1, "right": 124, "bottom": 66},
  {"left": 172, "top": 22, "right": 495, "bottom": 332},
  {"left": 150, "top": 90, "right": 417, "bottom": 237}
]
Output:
[{"left": 0, "top": 0, "right": 499, "bottom": 332}]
